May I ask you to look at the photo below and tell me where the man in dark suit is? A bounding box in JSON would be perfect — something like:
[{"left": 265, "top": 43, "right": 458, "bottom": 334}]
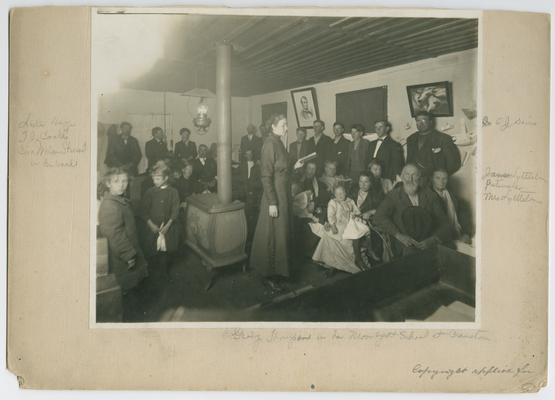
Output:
[
  {"left": 431, "top": 169, "right": 472, "bottom": 243},
  {"left": 239, "top": 124, "right": 263, "bottom": 162},
  {"left": 258, "top": 123, "right": 268, "bottom": 139},
  {"left": 145, "top": 126, "right": 169, "bottom": 171},
  {"left": 406, "top": 112, "right": 461, "bottom": 181},
  {"left": 331, "top": 122, "right": 350, "bottom": 175},
  {"left": 104, "top": 122, "right": 142, "bottom": 176},
  {"left": 374, "top": 164, "right": 452, "bottom": 256},
  {"left": 192, "top": 144, "right": 217, "bottom": 193},
  {"left": 368, "top": 120, "right": 405, "bottom": 181},
  {"left": 174, "top": 127, "right": 197, "bottom": 161},
  {"left": 297, "top": 160, "right": 329, "bottom": 213},
  {"left": 239, "top": 150, "right": 262, "bottom": 246},
  {"left": 306, "top": 119, "right": 334, "bottom": 174},
  {"left": 345, "top": 124, "right": 370, "bottom": 183},
  {"left": 291, "top": 160, "right": 329, "bottom": 258},
  {"left": 288, "top": 127, "right": 315, "bottom": 170}
]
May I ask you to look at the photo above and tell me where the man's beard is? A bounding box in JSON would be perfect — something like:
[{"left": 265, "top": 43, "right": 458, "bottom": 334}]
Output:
[{"left": 404, "top": 181, "right": 419, "bottom": 195}]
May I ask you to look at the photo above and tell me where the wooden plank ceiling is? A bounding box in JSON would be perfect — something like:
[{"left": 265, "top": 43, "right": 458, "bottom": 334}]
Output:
[{"left": 125, "top": 15, "right": 478, "bottom": 97}]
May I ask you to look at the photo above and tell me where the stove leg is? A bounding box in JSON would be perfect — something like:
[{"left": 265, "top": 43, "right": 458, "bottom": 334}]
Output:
[{"left": 205, "top": 266, "right": 218, "bottom": 291}]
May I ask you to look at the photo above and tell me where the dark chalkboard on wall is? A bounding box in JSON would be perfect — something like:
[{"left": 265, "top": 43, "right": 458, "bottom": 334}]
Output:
[
  {"left": 336, "top": 86, "right": 387, "bottom": 134},
  {"left": 261, "top": 102, "right": 288, "bottom": 127}
]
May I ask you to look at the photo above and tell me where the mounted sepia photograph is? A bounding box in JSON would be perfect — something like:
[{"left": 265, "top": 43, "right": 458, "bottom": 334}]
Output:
[
  {"left": 92, "top": 9, "right": 479, "bottom": 325},
  {"left": 6, "top": 3, "right": 550, "bottom": 393}
]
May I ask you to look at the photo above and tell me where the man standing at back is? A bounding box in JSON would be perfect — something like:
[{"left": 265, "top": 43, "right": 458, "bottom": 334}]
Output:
[
  {"left": 307, "top": 119, "right": 333, "bottom": 174},
  {"left": 406, "top": 111, "right": 461, "bottom": 182},
  {"left": 239, "top": 124, "right": 263, "bottom": 162},
  {"left": 345, "top": 124, "right": 370, "bottom": 183},
  {"left": 192, "top": 144, "right": 217, "bottom": 193},
  {"left": 145, "top": 126, "right": 169, "bottom": 171},
  {"left": 368, "top": 120, "right": 405, "bottom": 182},
  {"left": 330, "top": 121, "right": 350, "bottom": 175},
  {"left": 288, "top": 127, "right": 315, "bottom": 171},
  {"left": 104, "top": 121, "right": 142, "bottom": 176}
]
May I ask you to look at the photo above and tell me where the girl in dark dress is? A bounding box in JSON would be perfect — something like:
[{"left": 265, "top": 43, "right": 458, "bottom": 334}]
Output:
[
  {"left": 141, "top": 162, "right": 180, "bottom": 281},
  {"left": 249, "top": 114, "right": 291, "bottom": 292}
]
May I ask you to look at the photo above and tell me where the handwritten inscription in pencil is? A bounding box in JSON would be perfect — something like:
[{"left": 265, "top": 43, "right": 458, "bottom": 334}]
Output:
[
  {"left": 482, "top": 167, "right": 545, "bottom": 205},
  {"left": 222, "top": 328, "right": 490, "bottom": 348},
  {"left": 15, "top": 113, "right": 86, "bottom": 168},
  {"left": 482, "top": 115, "right": 537, "bottom": 131},
  {"left": 411, "top": 362, "right": 534, "bottom": 380}
]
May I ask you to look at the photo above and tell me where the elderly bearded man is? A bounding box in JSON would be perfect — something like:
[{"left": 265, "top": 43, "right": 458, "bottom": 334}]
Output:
[{"left": 374, "top": 164, "right": 452, "bottom": 256}]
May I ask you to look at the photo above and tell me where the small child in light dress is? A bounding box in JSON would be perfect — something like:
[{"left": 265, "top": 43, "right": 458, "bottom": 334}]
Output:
[{"left": 311, "top": 185, "right": 364, "bottom": 274}]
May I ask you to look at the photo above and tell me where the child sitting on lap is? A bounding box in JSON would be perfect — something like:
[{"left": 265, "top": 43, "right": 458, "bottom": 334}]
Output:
[{"left": 311, "top": 184, "right": 367, "bottom": 275}]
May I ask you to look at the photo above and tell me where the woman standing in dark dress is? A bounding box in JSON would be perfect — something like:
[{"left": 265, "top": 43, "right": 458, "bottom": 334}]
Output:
[
  {"left": 249, "top": 114, "right": 291, "bottom": 292},
  {"left": 174, "top": 127, "right": 197, "bottom": 162}
]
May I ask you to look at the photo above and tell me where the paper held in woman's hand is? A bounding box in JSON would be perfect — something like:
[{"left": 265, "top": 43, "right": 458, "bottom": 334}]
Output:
[{"left": 293, "top": 152, "right": 317, "bottom": 169}]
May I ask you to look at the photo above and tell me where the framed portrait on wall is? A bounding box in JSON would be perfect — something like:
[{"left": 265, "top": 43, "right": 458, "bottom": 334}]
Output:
[
  {"left": 291, "top": 87, "right": 319, "bottom": 128},
  {"left": 406, "top": 81, "right": 453, "bottom": 117}
]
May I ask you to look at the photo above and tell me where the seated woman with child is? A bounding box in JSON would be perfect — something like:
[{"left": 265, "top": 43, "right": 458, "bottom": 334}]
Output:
[
  {"left": 351, "top": 171, "right": 388, "bottom": 265},
  {"left": 310, "top": 184, "right": 369, "bottom": 275}
]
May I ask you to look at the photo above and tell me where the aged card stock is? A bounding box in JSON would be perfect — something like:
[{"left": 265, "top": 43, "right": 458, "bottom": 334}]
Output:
[{"left": 7, "top": 7, "right": 549, "bottom": 392}]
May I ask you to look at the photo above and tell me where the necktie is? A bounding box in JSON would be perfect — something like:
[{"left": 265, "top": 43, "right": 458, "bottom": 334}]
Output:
[
  {"left": 417, "top": 135, "right": 426, "bottom": 151},
  {"left": 312, "top": 178, "right": 319, "bottom": 198},
  {"left": 373, "top": 138, "right": 384, "bottom": 158}
]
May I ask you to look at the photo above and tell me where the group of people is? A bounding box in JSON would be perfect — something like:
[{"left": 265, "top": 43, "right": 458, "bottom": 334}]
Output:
[
  {"left": 104, "top": 124, "right": 219, "bottom": 197},
  {"left": 97, "top": 110, "right": 472, "bottom": 296},
  {"left": 98, "top": 120, "right": 275, "bottom": 293},
  {"left": 99, "top": 123, "right": 222, "bottom": 292},
  {"left": 248, "top": 112, "right": 471, "bottom": 292}
]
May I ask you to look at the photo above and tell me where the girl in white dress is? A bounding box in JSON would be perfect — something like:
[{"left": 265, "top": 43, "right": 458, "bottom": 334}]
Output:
[{"left": 311, "top": 185, "right": 364, "bottom": 274}]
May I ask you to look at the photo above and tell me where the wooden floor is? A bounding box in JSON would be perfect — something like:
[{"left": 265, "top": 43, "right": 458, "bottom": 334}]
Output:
[
  {"left": 122, "top": 249, "right": 350, "bottom": 322},
  {"left": 120, "top": 245, "right": 475, "bottom": 323}
]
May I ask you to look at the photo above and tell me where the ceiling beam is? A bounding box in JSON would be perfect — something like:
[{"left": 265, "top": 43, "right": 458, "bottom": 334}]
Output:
[
  {"left": 223, "top": 16, "right": 268, "bottom": 43},
  {"left": 249, "top": 18, "right": 393, "bottom": 69},
  {"left": 253, "top": 19, "right": 470, "bottom": 76},
  {"left": 388, "top": 19, "right": 478, "bottom": 44},
  {"left": 311, "top": 40, "right": 478, "bottom": 84},
  {"left": 278, "top": 33, "right": 477, "bottom": 82},
  {"left": 232, "top": 17, "right": 308, "bottom": 55},
  {"left": 257, "top": 21, "right": 477, "bottom": 77},
  {"left": 237, "top": 20, "right": 322, "bottom": 62}
]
